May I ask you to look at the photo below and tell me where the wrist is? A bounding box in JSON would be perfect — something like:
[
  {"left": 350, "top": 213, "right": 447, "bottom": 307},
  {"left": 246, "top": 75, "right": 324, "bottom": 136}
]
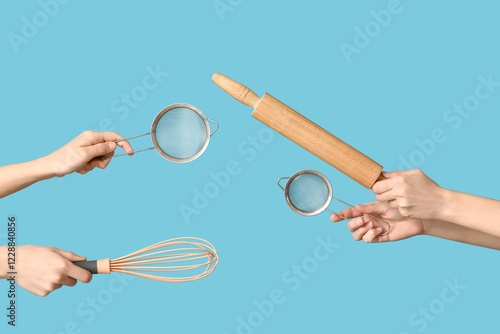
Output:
[
  {"left": 421, "top": 219, "right": 447, "bottom": 237},
  {"left": 421, "top": 219, "right": 434, "bottom": 236},
  {"left": 32, "top": 156, "right": 57, "bottom": 180},
  {"left": 436, "top": 188, "right": 456, "bottom": 222}
]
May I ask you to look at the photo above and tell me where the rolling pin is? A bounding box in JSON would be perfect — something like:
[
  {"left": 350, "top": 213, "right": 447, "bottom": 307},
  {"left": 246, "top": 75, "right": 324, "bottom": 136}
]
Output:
[{"left": 212, "top": 72, "right": 386, "bottom": 189}]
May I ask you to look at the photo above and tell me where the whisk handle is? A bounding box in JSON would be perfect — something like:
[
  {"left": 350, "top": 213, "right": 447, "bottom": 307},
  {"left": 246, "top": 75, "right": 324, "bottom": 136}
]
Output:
[
  {"left": 74, "top": 261, "right": 98, "bottom": 274},
  {"left": 74, "top": 259, "right": 111, "bottom": 274}
]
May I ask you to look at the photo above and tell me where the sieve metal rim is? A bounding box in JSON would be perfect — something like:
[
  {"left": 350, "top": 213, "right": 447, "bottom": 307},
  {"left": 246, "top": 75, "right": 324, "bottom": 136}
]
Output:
[
  {"left": 150, "top": 103, "right": 211, "bottom": 163},
  {"left": 283, "top": 169, "right": 333, "bottom": 216}
]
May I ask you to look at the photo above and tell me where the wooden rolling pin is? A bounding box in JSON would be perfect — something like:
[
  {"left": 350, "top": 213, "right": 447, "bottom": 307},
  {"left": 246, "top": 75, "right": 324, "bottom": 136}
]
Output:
[{"left": 212, "top": 72, "right": 385, "bottom": 189}]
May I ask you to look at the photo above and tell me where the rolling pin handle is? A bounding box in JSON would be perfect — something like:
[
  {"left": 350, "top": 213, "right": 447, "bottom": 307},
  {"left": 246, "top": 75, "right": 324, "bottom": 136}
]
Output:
[{"left": 212, "top": 72, "right": 261, "bottom": 108}]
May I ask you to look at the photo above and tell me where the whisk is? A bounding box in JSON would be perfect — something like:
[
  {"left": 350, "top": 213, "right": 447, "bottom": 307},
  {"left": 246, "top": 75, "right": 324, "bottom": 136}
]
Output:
[{"left": 74, "top": 237, "right": 218, "bottom": 282}]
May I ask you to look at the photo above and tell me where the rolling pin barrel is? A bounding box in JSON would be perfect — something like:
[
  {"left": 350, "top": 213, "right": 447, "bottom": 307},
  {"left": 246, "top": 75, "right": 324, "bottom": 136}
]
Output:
[{"left": 212, "top": 73, "right": 384, "bottom": 189}]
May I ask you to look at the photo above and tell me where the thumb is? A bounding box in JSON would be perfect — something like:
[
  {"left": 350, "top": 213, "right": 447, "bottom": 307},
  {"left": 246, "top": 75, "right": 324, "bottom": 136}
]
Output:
[
  {"left": 85, "top": 142, "right": 116, "bottom": 159},
  {"left": 53, "top": 249, "right": 87, "bottom": 262}
]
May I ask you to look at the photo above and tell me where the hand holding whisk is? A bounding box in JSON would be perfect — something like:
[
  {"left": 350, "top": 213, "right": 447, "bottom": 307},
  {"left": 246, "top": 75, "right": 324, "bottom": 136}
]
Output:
[{"left": 74, "top": 237, "right": 218, "bottom": 283}]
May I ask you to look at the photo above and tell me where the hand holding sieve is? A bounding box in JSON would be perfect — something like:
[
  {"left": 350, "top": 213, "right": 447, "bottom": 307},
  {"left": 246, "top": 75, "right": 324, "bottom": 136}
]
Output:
[
  {"left": 277, "top": 170, "right": 391, "bottom": 235},
  {"left": 101, "top": 103, "right": 219, "bottom": 163}
]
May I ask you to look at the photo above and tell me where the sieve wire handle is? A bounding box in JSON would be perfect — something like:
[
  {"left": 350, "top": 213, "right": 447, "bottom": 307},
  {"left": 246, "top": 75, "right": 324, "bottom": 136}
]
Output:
[
  {"left": 328, "top": 196, "right": 391, "bottom": 236},
  {"left": 99, "top": 132, "right": 154, "bottom": 159},
  {"left": 277, "top": 177, "right": 289, "bottom": 190},
  {"left": 114, "top": 132, "right": 151, "bottom": 143},
  {"left": 208, "top": 119, "right": 219, "bottom": 136}
]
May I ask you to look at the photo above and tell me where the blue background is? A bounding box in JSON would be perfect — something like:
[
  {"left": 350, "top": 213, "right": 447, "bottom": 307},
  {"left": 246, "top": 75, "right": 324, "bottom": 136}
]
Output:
[{"left": 1, "top": 1, "right": 499, "bottom": 333}]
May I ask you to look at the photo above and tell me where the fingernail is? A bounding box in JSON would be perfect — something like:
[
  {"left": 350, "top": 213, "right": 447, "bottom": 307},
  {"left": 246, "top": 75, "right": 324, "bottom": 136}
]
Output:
[
  {"left": 354, "top": 217, "right": 363, "bottom": 226},
  {"left": 376, "top": 227, "right": 383, "bottom": 233},
  {"left": 107, "top": 142, "right": 116, "bottom": 150},
  {"left": 366, "top": 222, "right": 373, "bottom": 229}
]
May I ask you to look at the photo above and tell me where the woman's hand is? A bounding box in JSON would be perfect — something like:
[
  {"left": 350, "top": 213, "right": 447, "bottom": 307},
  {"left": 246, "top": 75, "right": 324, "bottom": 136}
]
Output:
[
  {"left": 371, "top": 169, "right": 447, "bottom": 220},
  {"left": 331, "top": 201, "right": 425, "bottom": 243},
  {"left": 10, "top": 245, "right": 92, "bottom": 297},
  {"left": 0, "top": 131, "right": 134, "bottom": 198},
  {"left": 42, "top": 131, "right": 134, "bottom": 177}
]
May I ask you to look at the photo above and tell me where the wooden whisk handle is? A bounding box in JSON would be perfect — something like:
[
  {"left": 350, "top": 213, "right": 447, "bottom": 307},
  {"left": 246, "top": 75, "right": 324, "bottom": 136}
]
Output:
[{"left": 212, "top": 72, "right": 261, "bottom": 108}]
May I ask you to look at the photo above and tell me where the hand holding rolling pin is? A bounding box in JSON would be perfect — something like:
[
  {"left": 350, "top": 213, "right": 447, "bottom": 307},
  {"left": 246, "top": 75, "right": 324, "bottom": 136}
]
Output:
[
  {"left": 212, "top": 73, "right": 500, "bottom": 250},
  {"left": 212, "top": 72, "right": 385, "bottom": 189}
]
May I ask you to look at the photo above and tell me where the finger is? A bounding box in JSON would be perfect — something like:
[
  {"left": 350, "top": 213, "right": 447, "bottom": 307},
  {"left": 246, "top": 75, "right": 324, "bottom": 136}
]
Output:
[
  {"left": 371, "top": 178, "right": 395, "bottom": 195},
  {"left": 347, "top": 216, "right": 366, "bottom": 232},
  {"left": 76, "top": 163, "right": 91, "bottom": 174},
  {"left": 98, "top": 132, "right": 133, "bottom": 156},
  {"left": 59, "top": 276, "right": 78, "bottom": 287},
  {"left": 78, "top": 168, "right": 95, "bottom": 175},
  {"left": 330, "top": 207, "right": 363, "bottom": 222},
  {"left": 76, "top": 164, "right": 95, "bottom": 175},
  {"left": 76, "top": 130, "right": 99, "bottom": 145},
  {"left": 362, "top": 226, "right": 384, "bottom": 243},
  {"left": 382, "top": 169, "right": 420, "bottom": 178},
  {"left": 381, "top": 170, "right": 405, "bottom": 178},
  {"left": 53, "top": 249, "right": 87, "bottom": 262},
  {"left": 54, "top": 248, "right": 92, "bottom": 286},
  {"left": 51, "top": 249, "right": 92, "bottom": 283},
  {"left": 116, "top": 140, "right": 134, "bottom": 156},
  {"left": 78, "top": 131, "right": 134, "bottom": 157},
  {"left": 84, "top": 132, "right": 134, "bottom": 156},
  {"left": 352, "top": 221, "right": 373, "bottom": 241},
  {"left": 355, "top": 202, "right": 389, "bottom": 216},
  {"left": 357, "top": 203, "right": 392, "bottom": 232},
  {"left": 369, "top": 214, "right": 391, "bottom": 231},
  {"left": 80, "top": 131, "right": 124, "bottom": 145},
  {"left": 89, "top": 157, "right": 111, "bottom": 169},
  {"left": 330, "top": 214, "right": 343, "bottom": 222},
  {"left": 84, "top": 142, "right": 116, "bottom": 159},
  {"left": 34, "top": 289, "right": 51, "bottom": 297},
  {"left": 375, "top": 190, "right": 398, "bottom": 202},
  {"left": 387, "top": 200, "right": 399, "bottom": 209},
  {"left": 66, "top": 263, "right": 93, "bottom": 283}
]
